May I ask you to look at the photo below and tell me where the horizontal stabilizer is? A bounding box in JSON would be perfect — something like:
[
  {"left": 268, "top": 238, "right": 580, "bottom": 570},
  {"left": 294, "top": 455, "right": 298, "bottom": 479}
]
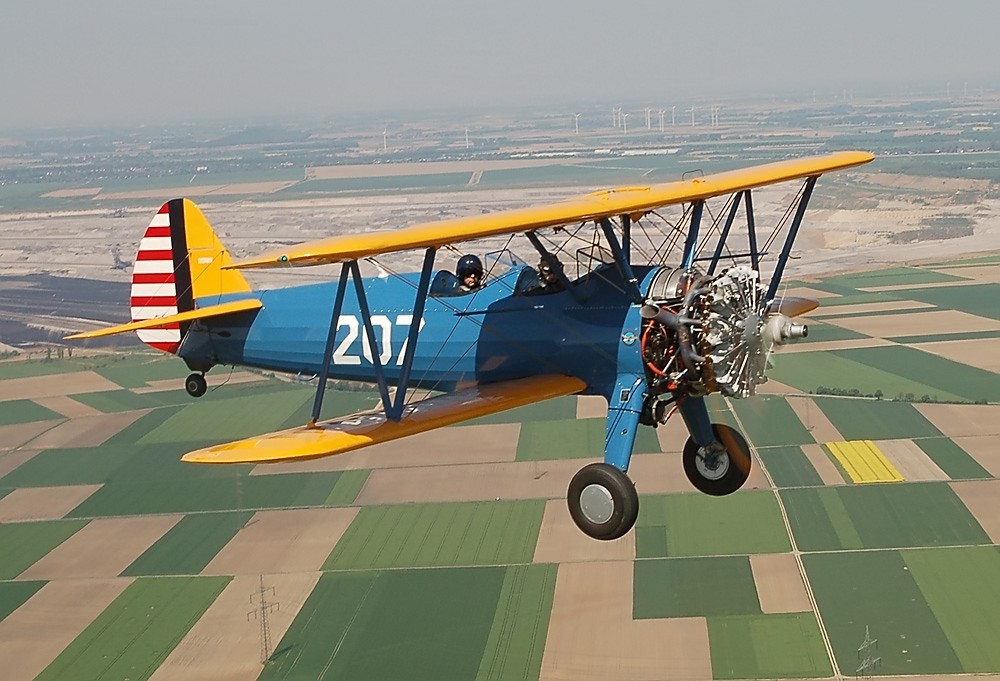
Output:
[
  {"left": 65, "top": 298, "right": 262, "bottom": 340},
  {"left": 182, "top": 374, "right": 588, "bottom": 464}
]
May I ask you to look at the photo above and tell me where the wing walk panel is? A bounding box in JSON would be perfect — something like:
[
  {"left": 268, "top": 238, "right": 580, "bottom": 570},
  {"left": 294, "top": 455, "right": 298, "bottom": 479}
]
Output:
[
  {"left": 231, "top": 151, "right": 874, "bottom": 269},
  {"left": 183, "top": 374, "right": 587, "bottom": 464}
]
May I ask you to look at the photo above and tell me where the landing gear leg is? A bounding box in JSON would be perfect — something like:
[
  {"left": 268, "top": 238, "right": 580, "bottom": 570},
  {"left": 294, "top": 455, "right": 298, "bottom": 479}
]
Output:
[{"left": 185, "top": 373, "right": 207, "bottom": 398}]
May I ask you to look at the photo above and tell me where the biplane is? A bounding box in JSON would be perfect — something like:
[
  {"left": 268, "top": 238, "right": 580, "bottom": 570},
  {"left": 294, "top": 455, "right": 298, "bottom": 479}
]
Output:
[{"left": 68, "top": 151, "right": 874, "bottom": 540}]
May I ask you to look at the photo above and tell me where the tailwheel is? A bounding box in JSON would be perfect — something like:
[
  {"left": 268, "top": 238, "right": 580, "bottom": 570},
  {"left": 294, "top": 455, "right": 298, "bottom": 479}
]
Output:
[
  {"left": 683, "top": 423, "right": 751, "bottom": 496},
  {"left": 185, "top": 373, "right": 208, "bottom": 398},
  {"left": 567, "top": 463, "right": 639, "bottom": 541}
]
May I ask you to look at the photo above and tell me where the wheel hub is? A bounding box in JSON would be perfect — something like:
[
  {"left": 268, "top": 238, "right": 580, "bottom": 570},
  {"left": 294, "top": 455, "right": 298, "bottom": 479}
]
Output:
[
  {"left": 579, "top": 484, "right": 614, "bottom": 525},
  {"left": 696, "top": 443, "right": 730, "bottom": 480}
]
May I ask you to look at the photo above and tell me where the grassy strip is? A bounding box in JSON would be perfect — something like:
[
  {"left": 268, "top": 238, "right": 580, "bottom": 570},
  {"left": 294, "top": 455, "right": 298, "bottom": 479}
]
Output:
[{"left": 475, "top": 564, "right": 557, "bottom": 681}]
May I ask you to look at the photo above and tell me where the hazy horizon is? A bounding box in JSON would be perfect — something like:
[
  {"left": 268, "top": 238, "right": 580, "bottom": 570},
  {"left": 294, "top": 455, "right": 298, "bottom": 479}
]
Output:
[{"left": 3, "top": 0, "right": 1000, "bottom": 130}]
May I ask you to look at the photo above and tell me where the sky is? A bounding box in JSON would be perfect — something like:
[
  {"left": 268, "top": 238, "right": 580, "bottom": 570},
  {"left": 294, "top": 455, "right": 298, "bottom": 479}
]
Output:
[{"left": 2, "top": 0, "right": 999, "bottom": 129}]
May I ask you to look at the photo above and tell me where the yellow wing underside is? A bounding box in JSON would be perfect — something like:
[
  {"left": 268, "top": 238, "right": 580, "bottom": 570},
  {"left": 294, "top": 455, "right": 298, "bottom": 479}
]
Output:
[
  {"left": 183, "top": 374, "right": 587, "bottom": 464},
  {"left": 233, "top": 151, "right": 874, "bottom": 268}
]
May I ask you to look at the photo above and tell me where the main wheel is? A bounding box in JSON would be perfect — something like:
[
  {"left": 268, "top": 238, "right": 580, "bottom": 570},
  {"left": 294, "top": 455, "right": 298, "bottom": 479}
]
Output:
[
  {"left": 567, "top": 463, "right": 639, "bottom": 541},
  {"left": 683, "top": 423, "right": 751, "bottom": 496},
  {"left": 185, "top": 373, "right": 208, "bottom": 398}
]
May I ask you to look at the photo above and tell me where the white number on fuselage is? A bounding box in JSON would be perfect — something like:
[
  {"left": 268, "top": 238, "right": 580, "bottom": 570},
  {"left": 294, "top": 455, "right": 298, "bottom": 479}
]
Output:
[{"left": 332, "top": 314, "right": 426, "bottom": 366}]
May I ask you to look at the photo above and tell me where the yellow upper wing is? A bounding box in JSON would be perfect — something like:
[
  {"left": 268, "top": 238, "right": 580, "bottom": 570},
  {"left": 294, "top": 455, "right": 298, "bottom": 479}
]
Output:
[
  {"left": 233, "top": 151, "right": 873, "bottom": 269},
  {"left": 183, "top": 374, "right": 587, "bottom": 464}
]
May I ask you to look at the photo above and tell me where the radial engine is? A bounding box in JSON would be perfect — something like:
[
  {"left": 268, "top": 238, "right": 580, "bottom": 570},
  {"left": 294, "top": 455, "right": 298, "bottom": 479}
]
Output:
[{"left": 640, "top": 265, "right": 807, "bottom": 409}]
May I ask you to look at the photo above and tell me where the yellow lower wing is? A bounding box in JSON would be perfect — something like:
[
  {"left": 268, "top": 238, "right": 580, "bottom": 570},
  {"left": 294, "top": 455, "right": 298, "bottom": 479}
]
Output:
[{"left": 183, "top": 374, "right": 588, "bottom": 464}]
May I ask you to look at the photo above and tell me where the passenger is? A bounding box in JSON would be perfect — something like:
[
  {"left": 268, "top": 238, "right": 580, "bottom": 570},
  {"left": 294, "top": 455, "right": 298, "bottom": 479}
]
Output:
[{"left": 456, "top": 254, "right": 484, "bottom": 292}]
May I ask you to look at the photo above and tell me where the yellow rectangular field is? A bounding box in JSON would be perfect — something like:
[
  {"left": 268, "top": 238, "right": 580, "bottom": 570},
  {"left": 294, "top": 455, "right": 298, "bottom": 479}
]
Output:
[{"left": 826, "top": 440, "right": 904, "bottom": 483}]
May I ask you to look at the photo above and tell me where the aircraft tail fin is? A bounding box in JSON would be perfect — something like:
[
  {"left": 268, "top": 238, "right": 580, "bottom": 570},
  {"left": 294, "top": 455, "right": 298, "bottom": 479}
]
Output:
[{"left": 131, "top": 199, "right": 251, "bottom": 354}]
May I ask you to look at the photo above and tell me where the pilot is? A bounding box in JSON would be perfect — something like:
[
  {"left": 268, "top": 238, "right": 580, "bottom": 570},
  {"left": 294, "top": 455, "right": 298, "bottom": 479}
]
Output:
[
  {"left": 456, "top": 254, "right": 484, "bottom": 292},
  {"left": 537, "top": 257, "right": 563, "bottom": 290}
]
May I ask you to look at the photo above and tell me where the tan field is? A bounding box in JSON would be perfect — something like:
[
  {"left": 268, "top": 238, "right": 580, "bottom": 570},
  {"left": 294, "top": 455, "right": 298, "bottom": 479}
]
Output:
[
  {"left": 0, "top": 484, "right": 102, "bottom": 522},
  {"left": 823, "top": 309, "right": 1000, "bottom": 339},
  {"left": 0, "top": 448, "right": 42, "bottom": 478},
  {"left": 0, "top": 578, "right": 133, "bottom": 681},
  {"left": 914, "top": 338, "right": 1000, "bottom": 373},
  {"left": 785, "top": 396, "right": 844, "bottom": 443},
  {"left": 149, "top": 572, "right": 322, "bottom": 681},
  {"left": 915, "top": 403, "right": 1000, "bottom": 438},
  {"left": 949, "top": 480, "right": 1000, "bottom": 544},
  {"left": 31, "top": 395, "right": 103, "bottom": 418},
  {"left": 799, "top": 444, "right": 846, "bottom": 485},
  {"left": 876, "top": 439, "right": 949, "bottom": 481},
  {"left": 202, "top": 507, "right": 358, "bottom": 575},
  {"left": 951, "top": 436, "right": 1000, "bottom": 477},
  {"left": 749, "top": 553, "right": 812, "bottom": 613},
  {"left": 19, "top": 515, "right": 182, "bottom": 580},
  {"left": 23, "top": 409, "right": 148, "bottom": 449},
  {"left": 0, "top": 418, "right": 54, "bottom": 448},
  {"left": 540, "top": 561, "right": 712, "bottom": 681},
  {"left": 0, "top": 371, "right": 121, "bottom": 402},
  {"left": 533, "top": 499, "right": 635, "bottom": 564}
]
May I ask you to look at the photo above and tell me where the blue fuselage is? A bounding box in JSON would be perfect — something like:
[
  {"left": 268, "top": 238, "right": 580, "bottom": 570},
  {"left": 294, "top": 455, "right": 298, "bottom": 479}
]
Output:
[{"left": 180, "top": 264, "right": 658, "bottom": 400}]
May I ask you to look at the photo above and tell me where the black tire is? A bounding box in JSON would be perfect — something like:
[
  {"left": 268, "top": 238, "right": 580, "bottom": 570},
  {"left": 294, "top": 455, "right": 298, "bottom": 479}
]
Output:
[
  {"left": 567, "top": 463, "right": 640, "bottom": 541},
  {"left": 682, "top": 423, "right": 751, "bottom": 496},
  {"left": 185, "top": 373, "right": 208, "bottom": 398}
]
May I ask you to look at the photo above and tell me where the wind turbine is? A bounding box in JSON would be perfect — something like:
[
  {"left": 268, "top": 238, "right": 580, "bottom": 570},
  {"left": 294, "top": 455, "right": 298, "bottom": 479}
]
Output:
[
  {"left": 644, "top": 107, "right": 652, "bottom": 129},
  {"left": 622, "top": 112, "right": 630, "bottom": 134},
  {"left": 658, "top": 109, "right": 665, "bottom": 132},
  {"left": 574, "top": 113, "right": 581, "bottom": 134},
  {"left": 671, "top": 105, "right": 676, "bottom": 126}
]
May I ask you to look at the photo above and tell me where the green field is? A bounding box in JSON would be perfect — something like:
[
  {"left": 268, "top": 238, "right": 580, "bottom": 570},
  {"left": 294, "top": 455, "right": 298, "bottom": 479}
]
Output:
[
  {"left": 260, "top": 568, "right": 505, "bottom": 681},
  {"left": 804, "top": 551, "right": 961, "bottom": 674},
  {"left": 908, "top": 282, "right": 1000, "bottom": 321},
  {"left": 814, "top": 397, "right": 942, "bottom": 440},
  {"left": 636, "top": 490, "right": 790, "bottom": 558},
  {"left": 709, "top": 613, "right": 833, "bottom": 679},
  {"left": 916, "top": 437, "right": 991, "bottom": 480},
  {"left": 902, "top": 547, "right": 1000, "bottom": 671},
  {"left": 769, "top": 351, "right": 966, "bottom": 402},
  {"left": 821, "top": 266, "right": 967, "bottom": 289},
  {"left": 69, "top": 470, "right": 342, "bottom": 516},
  {"left": 0, "top": 399, "right": 62, "bottom": 426},
  {"left": 475, "top": 564, "right": 557, "bottom": 681},
  {"left": 516, "top": 416, "right": 661, "bottom": 461},
  {"left": 782, "top": 483, "right": 990, "bottom": 552},
  {"left": 633, "top": 556, "right": 760, "bottom": 618},
  {"left": 324, "top": 500, "right": 545, "bottom": 569},
  {"left": 729, "top": 396, "right": 813, "bottom": 447},
  {"left": 35, "top": 576, "right": 230, "bottom": 681},
  {"left": 0, "top": 580, "right": 45, "bottom": 622},
  {"left": 756, "top": 446, "right": 825, "bottom": 487},
  {"left": 121, "top": 511, "right": 253, "bottom": 576},
  {"left": 0, "top": 519, "right": 88, "bottom": 579}
]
